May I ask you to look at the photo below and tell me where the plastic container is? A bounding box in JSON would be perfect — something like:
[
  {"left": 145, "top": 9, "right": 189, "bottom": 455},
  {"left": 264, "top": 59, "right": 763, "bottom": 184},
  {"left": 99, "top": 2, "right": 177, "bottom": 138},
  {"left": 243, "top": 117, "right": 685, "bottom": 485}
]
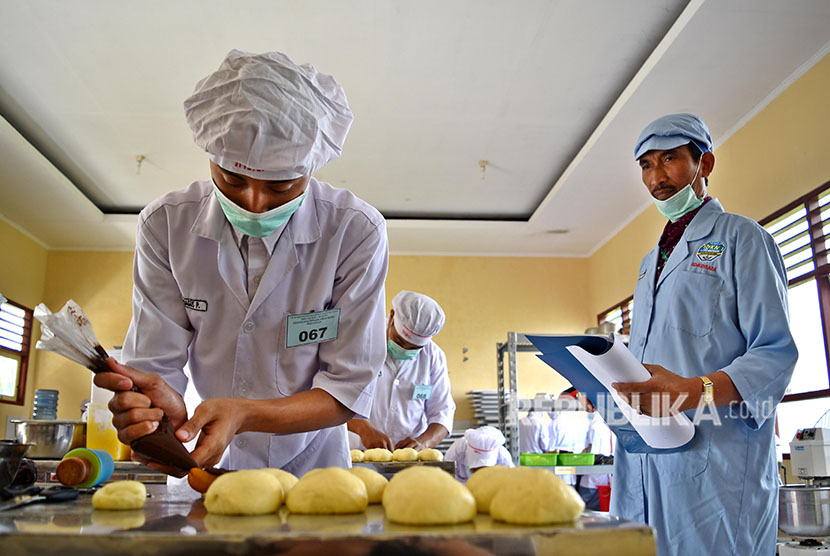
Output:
[
  {"left": 32, "top": 389, "right": 59, "bottom": 420},
  {"left": 519, "top": 452, "right": 559, "bottom": 466},
  {"left": 87, "top": 383, "right": 132, "bottom": 461},
  {"left": 56, "top": 448, "right": 114, "bottom": 488},
  {"left": 597, "top": 484, "right": 611, "bottom": 512},
  {"left": 557, "top": 453, "right": 595, "bottom": 466}
]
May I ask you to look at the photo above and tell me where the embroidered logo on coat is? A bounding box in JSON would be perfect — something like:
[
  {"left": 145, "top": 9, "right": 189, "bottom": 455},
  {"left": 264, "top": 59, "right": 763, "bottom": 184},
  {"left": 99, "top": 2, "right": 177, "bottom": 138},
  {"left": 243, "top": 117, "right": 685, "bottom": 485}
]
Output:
[
  {"left": 696, "top": 241, "right": 725, "bottom": 262},
  {"left": 183, "top": 298, "right": 208, "bottom": 312}
]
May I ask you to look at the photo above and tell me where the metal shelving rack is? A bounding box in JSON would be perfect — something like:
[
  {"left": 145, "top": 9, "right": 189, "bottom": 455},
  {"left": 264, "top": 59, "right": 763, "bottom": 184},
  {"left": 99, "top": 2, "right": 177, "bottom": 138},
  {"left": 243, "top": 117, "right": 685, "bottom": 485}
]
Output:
[{"left": 496, "top": 332, "right": 539, "bottom": 464}]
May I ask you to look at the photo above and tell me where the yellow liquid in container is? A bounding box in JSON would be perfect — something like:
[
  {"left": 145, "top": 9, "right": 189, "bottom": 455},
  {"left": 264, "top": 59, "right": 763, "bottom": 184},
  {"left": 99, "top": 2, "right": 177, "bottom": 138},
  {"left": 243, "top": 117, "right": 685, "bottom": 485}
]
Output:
[{"left": 87, "top": 403, "right": 132, "bottom": 461}]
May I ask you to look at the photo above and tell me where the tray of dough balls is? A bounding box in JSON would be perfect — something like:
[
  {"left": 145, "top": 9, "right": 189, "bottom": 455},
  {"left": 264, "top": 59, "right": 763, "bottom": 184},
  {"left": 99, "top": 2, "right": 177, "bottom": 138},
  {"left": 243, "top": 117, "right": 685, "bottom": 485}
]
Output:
[
  {"left": 350, "top": 446, "right": 456, "bottom": 477},
  {"left": 0, "top": 467, "right": 654, "bottom": 556}
]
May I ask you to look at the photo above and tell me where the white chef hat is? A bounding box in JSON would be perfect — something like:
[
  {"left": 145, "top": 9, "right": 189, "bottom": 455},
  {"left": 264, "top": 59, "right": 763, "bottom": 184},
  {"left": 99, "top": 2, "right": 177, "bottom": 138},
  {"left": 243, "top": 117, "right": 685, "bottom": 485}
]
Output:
[
  {"left": 464, "top": 426, "right": 506, "bottom": 469},
  {"left": 391, "top": 291, "right": 445, "bottom": 347},
  {"left": 184, "top": 49, "right": 354, "bottom": 180}
]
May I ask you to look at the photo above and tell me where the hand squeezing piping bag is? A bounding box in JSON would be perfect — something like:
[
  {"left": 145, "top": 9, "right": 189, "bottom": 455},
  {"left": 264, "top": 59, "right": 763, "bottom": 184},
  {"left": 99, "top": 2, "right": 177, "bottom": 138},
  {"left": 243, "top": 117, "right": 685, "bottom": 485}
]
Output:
[{"left": 34, "top": 301, "right": 198, "bottom": 475}]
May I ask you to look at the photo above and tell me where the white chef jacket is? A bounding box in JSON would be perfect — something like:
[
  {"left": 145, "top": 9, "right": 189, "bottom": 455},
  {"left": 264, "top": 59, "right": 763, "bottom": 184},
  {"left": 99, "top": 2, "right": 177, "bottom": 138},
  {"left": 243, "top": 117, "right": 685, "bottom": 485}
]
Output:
[
  {"left": 355, "top": 341, "right": 455, "bottom": 448},
  {"left": 518, "top": 412, "right": 553, "bottom": 454},
  {"left": 444, "top": 436, "right": 514, "bottom": 483},
  {"left": 582, "top": 412, "right": 613, "bottom": 489},
  {"left": 549, "top": 411, "right": 590, "bottom": 485},
  {"left": 121, "top": 178, "right": 389, "bottom": 475}
]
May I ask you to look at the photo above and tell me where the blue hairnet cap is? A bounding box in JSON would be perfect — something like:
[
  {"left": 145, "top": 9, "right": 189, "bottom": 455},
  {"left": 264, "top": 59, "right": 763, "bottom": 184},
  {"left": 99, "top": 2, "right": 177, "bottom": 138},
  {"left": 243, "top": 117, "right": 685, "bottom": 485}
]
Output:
[{"left": 634, "top": 113, "right": 713, "bottom": 160}]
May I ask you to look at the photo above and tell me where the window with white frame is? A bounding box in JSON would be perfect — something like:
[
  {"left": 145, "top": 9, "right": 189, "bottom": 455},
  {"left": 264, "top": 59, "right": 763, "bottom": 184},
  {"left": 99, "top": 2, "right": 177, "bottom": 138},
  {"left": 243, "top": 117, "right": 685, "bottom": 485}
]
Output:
[
  {"left": 598, "top": 295, "right": 633, "bottom": 335},
  {"left": 759, "top": 181, "right": 830, "bottom": 452},
  {"left": 0, "top": 296, "right": 32, "bottom": 405}
]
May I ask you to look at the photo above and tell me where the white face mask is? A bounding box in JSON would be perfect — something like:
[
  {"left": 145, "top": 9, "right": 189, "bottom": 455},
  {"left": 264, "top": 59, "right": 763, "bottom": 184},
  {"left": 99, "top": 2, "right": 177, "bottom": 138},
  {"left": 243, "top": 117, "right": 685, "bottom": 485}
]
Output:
[{"left": 652, "top": 156, "right": 704, "bottom": 222}]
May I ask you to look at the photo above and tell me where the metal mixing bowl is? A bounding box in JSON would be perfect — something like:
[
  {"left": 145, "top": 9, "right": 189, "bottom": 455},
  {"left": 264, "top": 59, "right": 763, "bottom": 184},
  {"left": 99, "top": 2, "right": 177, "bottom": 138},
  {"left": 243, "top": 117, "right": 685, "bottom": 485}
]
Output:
[
  {"left": 0, "top": 440, "right": 31, "bottom": 489},
  {"left": 779, "top": 484, "right": 830, "bottom": 538},
  {"left": 10, "top": 419, "right": 86, "bottom": 459}
]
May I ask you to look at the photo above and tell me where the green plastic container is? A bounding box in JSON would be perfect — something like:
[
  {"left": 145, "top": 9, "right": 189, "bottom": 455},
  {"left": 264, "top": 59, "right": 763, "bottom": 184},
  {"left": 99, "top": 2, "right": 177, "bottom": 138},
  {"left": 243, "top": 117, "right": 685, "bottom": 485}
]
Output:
[
  {"left": 557, "top": 453, "right": 595, "bottom": 466},
  {"left": 519, "top": 452, "right": 559, "bottom": 466}
]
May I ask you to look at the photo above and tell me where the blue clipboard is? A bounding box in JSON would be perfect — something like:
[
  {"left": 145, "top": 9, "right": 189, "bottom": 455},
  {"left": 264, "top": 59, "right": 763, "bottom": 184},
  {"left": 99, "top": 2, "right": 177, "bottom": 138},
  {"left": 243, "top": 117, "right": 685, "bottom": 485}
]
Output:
[{"left": 527, "top": 334, "right": 693, "bottom": 454}]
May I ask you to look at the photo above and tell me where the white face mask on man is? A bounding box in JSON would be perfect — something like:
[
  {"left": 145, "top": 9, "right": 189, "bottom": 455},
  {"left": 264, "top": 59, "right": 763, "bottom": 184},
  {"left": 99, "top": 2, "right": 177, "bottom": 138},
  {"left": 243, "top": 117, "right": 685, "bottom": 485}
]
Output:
[{"left": 652, "top": 156, "right": 704, "bottom": 222}]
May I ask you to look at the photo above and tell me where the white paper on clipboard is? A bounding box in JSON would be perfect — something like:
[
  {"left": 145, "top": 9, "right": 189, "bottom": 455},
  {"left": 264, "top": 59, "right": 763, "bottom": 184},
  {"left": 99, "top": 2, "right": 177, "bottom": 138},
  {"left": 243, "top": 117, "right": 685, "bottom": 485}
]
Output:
[{"left": 566, "top": 334, "right": 695, "bottom": 450}]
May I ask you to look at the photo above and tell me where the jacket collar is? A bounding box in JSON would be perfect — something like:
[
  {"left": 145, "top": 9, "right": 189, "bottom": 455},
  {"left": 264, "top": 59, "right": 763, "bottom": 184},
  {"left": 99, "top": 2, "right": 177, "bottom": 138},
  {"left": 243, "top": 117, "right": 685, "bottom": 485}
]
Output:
[
  {"left": 655, "top": 198, "right": 723, "bottom": 289},
  {"left": 683, "top": 197, "right": 723, "bottom": 242}
]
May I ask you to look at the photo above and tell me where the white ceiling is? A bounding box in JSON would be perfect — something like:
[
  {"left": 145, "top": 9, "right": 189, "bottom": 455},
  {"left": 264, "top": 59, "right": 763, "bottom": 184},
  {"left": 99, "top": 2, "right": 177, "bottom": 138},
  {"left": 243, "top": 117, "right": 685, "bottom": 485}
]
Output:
[{"left": 1, "top": 0, "right": 829, "bottom": 255}]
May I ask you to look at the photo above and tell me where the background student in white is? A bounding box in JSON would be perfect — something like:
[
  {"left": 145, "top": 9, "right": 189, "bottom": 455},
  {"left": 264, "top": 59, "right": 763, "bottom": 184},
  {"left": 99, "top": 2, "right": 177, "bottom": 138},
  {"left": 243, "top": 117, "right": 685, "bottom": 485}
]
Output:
[
  {"left": 348, "top": 291, "right": 455, "bottom": 451},
  {"left": 578, "top": 392, "right": 614, "bottom": 511},
  {"left": 94, "top": 50, "right": 388, "bottom": 476},
  {"left": 549, "top": 387, "right": 590, "bottom": 486},
  {"left": 445, "top": 426, "right": 514, "bottom": 482},
  {"left": 519, "top": 404, "right": 553, "bottom": 454}
]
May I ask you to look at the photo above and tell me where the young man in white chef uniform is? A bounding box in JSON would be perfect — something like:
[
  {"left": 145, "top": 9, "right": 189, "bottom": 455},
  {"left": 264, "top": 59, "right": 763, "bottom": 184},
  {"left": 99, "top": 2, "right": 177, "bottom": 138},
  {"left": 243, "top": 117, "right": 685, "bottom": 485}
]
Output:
[
  {"left": 444, "top": 426, "right": 514, "bottom": 483},
  {"left": 348, "top": 291, "right": 455, "bottom": 451},
  {"left": 94, "top": 50, "right": 388, "bottom": 476}
]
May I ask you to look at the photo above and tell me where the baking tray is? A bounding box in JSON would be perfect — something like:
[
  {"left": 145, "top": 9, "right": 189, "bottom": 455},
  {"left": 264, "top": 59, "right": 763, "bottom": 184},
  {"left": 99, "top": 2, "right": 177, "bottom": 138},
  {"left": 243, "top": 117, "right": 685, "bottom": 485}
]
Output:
[
  {"left": 0, "top": 483, "right": 656, "bottom": 556},
  {"left": 353, "top": 460, "right": 455, "bottom": 478}
]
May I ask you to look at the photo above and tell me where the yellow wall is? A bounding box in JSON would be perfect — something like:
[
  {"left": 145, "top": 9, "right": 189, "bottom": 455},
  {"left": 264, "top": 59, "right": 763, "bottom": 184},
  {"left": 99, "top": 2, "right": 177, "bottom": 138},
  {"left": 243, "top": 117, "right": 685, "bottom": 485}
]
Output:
[
  {"left": 386, "top": 256, "right": 593, "bottom": 420},
  {"left": 0, "top": 218, "right": 48, "bottom": 429},
  {"left": 588, "top": 52, "right": 830, "bottom": 317},
  {"left": 33, "top": 251, "right": 134, "bottom": 421}
]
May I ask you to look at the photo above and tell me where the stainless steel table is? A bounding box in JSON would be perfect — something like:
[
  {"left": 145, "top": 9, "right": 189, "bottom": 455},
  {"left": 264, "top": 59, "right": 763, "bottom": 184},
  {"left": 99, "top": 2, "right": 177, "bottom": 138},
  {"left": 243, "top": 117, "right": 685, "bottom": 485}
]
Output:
[{"left": 0, "top": 483, "right": 656, "bottom": 555}]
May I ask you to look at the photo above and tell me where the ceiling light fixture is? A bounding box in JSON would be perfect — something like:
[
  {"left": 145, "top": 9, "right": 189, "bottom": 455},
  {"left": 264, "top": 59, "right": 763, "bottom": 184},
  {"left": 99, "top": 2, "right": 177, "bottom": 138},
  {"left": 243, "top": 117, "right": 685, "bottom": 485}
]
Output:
[
  {"left": 135, "top": 154, "right": 146, "bottom": 175},
  {"left": 479, "top": 159, "right": 488, "bottom": 180}
]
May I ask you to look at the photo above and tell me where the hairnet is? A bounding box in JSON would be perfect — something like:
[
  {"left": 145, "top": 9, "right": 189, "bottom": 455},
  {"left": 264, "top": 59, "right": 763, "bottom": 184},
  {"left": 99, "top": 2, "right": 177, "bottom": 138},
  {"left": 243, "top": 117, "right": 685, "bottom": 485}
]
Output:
[
  {"left": 184, "top": 50, "right": 353, "bottom": 180},
  {"left": 465, "top": 426, "right": 506, "bottom": 469},
  {"left": 391, "top": 291, "right": 445, "bottom": 347},
  {"left": 634, "top": 113, "right": 713, "bottom": 160}
]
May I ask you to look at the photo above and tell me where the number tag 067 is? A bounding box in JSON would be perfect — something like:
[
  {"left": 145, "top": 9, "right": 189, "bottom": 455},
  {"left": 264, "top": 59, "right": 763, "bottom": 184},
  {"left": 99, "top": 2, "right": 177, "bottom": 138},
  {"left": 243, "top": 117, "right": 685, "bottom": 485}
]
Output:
[{"left": 286, "top": 309, "right": 340, "bottom": 348}]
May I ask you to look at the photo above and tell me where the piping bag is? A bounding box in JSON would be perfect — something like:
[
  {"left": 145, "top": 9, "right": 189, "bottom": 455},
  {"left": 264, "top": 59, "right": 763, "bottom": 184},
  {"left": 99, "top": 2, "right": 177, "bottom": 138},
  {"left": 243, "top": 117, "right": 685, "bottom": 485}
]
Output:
[{"left": 34, "top": 300, "right": 205, "bottom": 477}]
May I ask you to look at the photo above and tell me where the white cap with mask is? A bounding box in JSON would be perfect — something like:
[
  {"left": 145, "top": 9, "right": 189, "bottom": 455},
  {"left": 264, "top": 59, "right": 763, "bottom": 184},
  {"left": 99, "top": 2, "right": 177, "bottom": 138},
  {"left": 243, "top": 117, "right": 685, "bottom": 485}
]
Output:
[
  {"left": 184, "top": 50, "right": 354, "bottom": 180},
  {"left": 391, "top": 291, "right": 445, "bottom": 347},
  {"left": 464, "top": 426, "right": 506, "bottom": 469}
]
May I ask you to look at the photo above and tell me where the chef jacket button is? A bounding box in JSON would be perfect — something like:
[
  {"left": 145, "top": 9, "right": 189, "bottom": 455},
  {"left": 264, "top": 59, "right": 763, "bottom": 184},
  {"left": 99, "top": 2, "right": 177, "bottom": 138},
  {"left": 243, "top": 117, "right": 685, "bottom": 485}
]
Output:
[
  {"left": 393, "top": 379, "right": 400, "bottom": 386},
  {"left": 237, "top": 438, "right": 246, "bottom": 447},
  {"left": 240, "top": 387, "right": 248, "bottom": 394},
  {"left": 391, "top": 407, "right": 397, "bottom": 412},
  {"left": 243, "top": 320, "right": 255, "bottom": 333}
]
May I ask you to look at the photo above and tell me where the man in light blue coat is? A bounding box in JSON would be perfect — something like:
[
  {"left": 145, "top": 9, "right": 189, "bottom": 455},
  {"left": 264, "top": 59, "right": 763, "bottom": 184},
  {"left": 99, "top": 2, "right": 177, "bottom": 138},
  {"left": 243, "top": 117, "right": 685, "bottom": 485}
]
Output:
[{"left": 611, "top": 113, "right": 798, "bottom": 556}]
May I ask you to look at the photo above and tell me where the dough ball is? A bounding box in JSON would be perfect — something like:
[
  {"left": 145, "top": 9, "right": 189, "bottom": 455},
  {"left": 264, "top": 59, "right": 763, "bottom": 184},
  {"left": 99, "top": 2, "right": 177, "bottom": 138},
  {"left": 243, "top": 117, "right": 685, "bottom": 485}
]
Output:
[
  {"left": 363, "top": 448, "right": 393, "bottom": 462},
  {"left": 350, "top": 449, "right": 365, "bottom": 463},
  {"left": 489, "top": 467, "right": 585, "bottom": 524},
  {"left": 92, "top": 480, "right": 147, "bottom": 510},
  {"left": 382, "top": 466, "right": 476, "bottom": 525},
  {"left": 418, "top": 448, "right": 443, "bottom": 461},
  {"left": 347, "top": 466, "right": 388, "bottom": 503},
  {"left": 286, "top": 467, "right": 368, "bottom": 514},
  {"left": 204, "top": 469, "right": 284, "bottom": 515},
  {"left": 466, "top": 465, "right": 514, "bottom": 514},
  {"left": 261, "top": 468, "right": 299, "bottom": 494},
  {"left": 392, "top": 448, "right": 418, "bottom": 461}
]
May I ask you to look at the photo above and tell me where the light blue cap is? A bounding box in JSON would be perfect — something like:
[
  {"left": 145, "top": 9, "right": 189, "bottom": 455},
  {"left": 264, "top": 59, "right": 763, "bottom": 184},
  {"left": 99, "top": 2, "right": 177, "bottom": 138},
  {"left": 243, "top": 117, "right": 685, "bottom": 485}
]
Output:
[{"left": 634, "top": 113, "right": 713, "bottom": 160}]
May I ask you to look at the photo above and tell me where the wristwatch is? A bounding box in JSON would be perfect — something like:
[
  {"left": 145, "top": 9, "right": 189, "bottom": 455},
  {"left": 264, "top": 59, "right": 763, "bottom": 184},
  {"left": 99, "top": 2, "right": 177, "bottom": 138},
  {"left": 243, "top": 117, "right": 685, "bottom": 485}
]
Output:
[{"left": 699, "top": 376, "right": 714, "bottom": 404}]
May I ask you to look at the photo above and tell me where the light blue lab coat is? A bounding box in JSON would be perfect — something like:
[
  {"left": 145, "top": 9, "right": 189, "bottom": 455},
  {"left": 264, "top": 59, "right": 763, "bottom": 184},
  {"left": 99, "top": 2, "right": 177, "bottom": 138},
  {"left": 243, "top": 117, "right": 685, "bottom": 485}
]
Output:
[{"left": 611, "top": 199, "right": 798, "bottom": 556}]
